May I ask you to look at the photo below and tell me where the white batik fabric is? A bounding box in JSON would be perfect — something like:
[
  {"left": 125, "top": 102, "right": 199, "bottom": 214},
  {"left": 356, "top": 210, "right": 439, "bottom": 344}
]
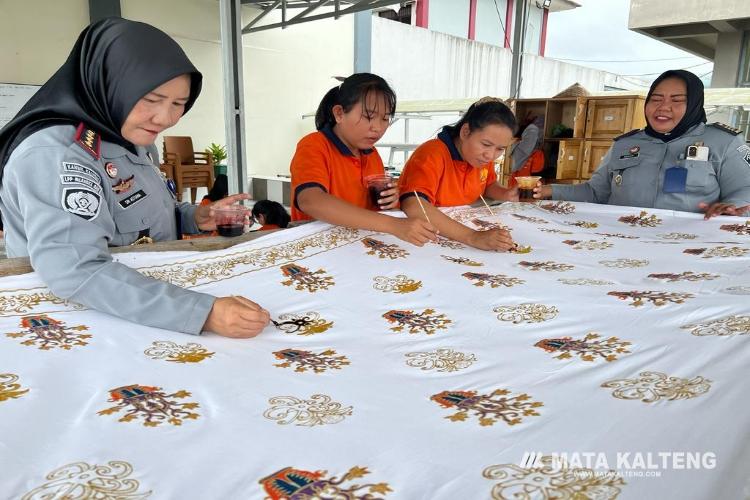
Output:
[{"left": 1, "top": 201, "right": 749, "bottom": 499}]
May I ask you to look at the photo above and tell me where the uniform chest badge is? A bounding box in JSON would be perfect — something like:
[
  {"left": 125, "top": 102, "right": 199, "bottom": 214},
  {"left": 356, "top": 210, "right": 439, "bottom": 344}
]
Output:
[
  {"left": 480, "top": 168, "right": 488, "bottom": 182},
  {"left": 614, "top": 174, "right": 623, "bottom": 186},
  {"left": 105, "top": 162, "right": 118, "bottom": 178},
  {"left": 629, "top": 146, "right": 640, "bottom": 154},
  {"left": 112, "top": 175, "right": 135, "bottom": 194}
]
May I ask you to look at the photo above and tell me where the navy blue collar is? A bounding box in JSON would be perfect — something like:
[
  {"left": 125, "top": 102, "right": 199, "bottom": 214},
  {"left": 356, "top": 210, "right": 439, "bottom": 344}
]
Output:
[
  {"left": 437, "top": 127, "right": 463, "bottom": 161},
  {"left": 321, "top": 124, "right": 373, "bottom": 157}
]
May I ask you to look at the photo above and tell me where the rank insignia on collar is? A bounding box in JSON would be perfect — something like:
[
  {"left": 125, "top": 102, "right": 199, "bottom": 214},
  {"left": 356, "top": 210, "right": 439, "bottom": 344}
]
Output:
[
  {"left": 105, "top": 162, "right": 118, "bottom": 178},
  {"left": 112, "top": 175, "right": 135, "bottom": 194},
  {"left": 74, "top": 123, "right": 101, "bottom": 160}
]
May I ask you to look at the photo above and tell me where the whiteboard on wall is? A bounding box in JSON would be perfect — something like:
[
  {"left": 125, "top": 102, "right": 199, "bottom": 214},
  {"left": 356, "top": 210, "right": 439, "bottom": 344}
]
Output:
[{"left": 0, "top": 83, "right": 41, "bottom": 129}]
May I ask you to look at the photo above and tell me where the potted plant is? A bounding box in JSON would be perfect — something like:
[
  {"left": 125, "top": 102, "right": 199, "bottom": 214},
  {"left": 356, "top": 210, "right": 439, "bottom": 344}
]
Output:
[{"left": 205, "top": 143, "right": 227, "bottom": 176}]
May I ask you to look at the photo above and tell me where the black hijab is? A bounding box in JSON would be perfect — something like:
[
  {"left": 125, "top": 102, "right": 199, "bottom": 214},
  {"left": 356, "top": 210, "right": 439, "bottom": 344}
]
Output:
[
  {"left": 644, "top": 69, "right": 706, "bottom": 142},
  {"left": 0, "top": 17, "right": 202, "bottom": 181}
]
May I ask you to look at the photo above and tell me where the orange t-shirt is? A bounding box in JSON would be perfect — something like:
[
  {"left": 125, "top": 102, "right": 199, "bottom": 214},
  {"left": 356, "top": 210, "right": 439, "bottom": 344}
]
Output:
[
  {"left": 398, "top": 128, "right": 497, "bottom": 207},
  {"left": 290, "top": 126, "right": 386, "bottom": 221}
]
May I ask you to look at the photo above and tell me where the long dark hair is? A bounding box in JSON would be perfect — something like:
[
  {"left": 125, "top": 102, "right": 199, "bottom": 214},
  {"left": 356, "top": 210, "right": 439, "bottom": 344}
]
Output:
[
  {"left": 314, "top": 73, "right": 397, "bottom": 131},
  {"left": 252, "top": 200, "right": 290, "bottom": 228},
  {"left": 445, "top": 98, "right": 517, "bottom": 138}
]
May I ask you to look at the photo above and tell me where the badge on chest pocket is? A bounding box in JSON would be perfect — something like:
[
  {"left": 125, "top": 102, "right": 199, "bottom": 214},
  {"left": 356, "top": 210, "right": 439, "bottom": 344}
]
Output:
[{"left": 663, "top": 167, "right": 688, "bottom": 193}]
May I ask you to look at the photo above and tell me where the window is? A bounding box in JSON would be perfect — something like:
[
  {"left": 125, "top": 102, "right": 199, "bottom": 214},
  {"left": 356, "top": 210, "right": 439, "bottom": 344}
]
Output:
[{"left": 739, "top": 30, "right": 750, "bottom": 87}]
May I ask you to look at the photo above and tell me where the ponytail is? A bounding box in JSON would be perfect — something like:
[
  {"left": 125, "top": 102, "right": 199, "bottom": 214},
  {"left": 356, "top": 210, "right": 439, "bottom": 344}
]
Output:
[
  {"left": 445, "top": 97, "right": 517, "bottom": 138},
  {"left": 314, "top": 73, "right": 397, "bottom": 131}
]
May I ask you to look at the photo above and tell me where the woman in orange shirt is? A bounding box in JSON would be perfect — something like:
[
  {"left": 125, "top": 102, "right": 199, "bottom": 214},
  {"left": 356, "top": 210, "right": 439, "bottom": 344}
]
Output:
[
  {"left": 399, "top": 98, "right": 518, "bottom": 251},
  {"left": 290, "top": 73, "right": 436, "bottom": 246}
]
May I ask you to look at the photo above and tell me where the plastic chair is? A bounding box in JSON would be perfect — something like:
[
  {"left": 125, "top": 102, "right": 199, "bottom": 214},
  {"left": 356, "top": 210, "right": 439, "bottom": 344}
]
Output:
[{"left": 162, "top": 136, "right": 214, "bottom": 203}]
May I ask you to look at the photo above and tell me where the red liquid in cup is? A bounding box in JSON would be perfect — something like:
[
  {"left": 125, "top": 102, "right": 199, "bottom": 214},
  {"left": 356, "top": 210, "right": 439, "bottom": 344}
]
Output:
[
  {"left": 519, "top": 188, "right": 535, "bottom": 201},
  {"left": 217, "top": 223, "right": 243, "bottom": 237}
]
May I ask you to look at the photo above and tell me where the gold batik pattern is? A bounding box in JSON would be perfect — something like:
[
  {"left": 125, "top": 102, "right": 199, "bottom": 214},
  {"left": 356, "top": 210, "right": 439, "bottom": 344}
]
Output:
[
  {"left": 601, "top": 371, "right": 711, "bottom": 402},
  {"left": 263, "top": 394, "right": 352, "bottom": 426},
  {"left": 21, "top": 461, "right": 151, "bottom": 500}
]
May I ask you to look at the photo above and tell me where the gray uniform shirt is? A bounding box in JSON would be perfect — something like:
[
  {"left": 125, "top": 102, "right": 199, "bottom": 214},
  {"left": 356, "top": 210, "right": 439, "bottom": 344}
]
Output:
[
  {"left": 0, "top": 124, "right": 215, "bottom": 334},
  {"left": 552, "top": 123, "right": 750, "bottom": 212}
]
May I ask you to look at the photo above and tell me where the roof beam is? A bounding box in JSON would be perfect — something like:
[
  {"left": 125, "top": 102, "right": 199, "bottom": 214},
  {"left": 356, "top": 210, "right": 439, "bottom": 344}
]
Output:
[{"left": 242, "top": 0, "right": 402, "bottom": 33}]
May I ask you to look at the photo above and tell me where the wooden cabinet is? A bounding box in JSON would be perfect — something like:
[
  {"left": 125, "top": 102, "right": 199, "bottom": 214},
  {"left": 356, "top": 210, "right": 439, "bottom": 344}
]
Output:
[
  {"left": 545, "top": 97, "right": 587, "bottom": 139},
  {"left": 506, "top": 95, "right": 646, "bottom": 183},
  {"left": 582, "top": 140, "right": 612, "bottom": 179},
  {"left": 585, "top": 97, "right": 646, "bottom": 139},
  {"left": 556, "top": 140, "right": 584, "bottom": 180}
]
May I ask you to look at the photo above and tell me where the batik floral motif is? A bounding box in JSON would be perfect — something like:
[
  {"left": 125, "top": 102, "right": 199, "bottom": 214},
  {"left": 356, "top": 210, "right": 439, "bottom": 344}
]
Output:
[
  {"left": 0, "top": 373, "right": 29, "bottom": 403},
  {"left": 435, "top": 237, "right": 466, "bottom": 249},
  {"left": 405, "top": 348, "right": 476, "bottom": 373},
  {"left": 647, "top": 271, "right": 720, "bottom": 282},
  {"left": 601, "top": 371, "right": 710, "bottom": 403},
  {"left": 719, "top": 221, "right": 750, "bottom": 236},
  {"left": 538, "top": 201, "right": 575, "bottom": 214},
  {"left": 565, "top": 220, "right": 599, "bottom": 229},
  {"left": 494, "top": 303, "right": 558, "bottom": 324},
  {"left": 472, "top": 218, "right": 509, "bottom": 231},
  {"left": 683, "top": 247, "right": 748, "bottom": 258},
  {"left": 562, "top": 240, "right": 613, "bottom": 250},
  {"left": 607, "top": 290, "right": 693, "bottom": 307},
  {"left": 373, "top": 275, "right": 422, "bottom": 294},
  {"left": 535, "top": 333, "right": 631, "bottom": 362},
  {"left": 144, "top": 341, "right": 214, "bottom": 363},
  {"left": 558, "top": 278, "right": 614, "bottom": 286},
  {"left": 599, "top": 259, "right": 649, "bottom": 268},
  {"left": 263, "top": 394, "right": 352, "bottom": 426},
  {"left": 595, "top": 232, "right": 639, "bottom": 239},
  {"left": 383, "top": 308, "right": 452, "bottom": 335},
  {"left": 281, "top": 264, "right": 335, "bottom": 292},
  {"left": 540, "top": 228, "right": 573, "bottom": 235},
  {"left": 618, "top": 211, "right": 661, "bottom": 227},
  {"left": 519, "top": 261, "right": 574, "bottom": 272},
  {"left": 431, "top": 388, "right": 543, "bottom": 426},
  {"left": 681, "top": 315, "right": 750, "bottom": 337},
  {"left": 482, "top": 455, "right": 624, "bottom": 500},
  {"left": 259, "top": 466, "right": 391, "bottom": 500},
  {"left": 0, "top": 290, "right": 85, "bottom": 316},
  {"left": 273, "top": 312, "right": 334, "bottom": 336},
  {"left": 21, "top": 461, "right": 151, "bottom": 500},
  {"left": 98, "top": 384, "right": 200, "bottom": 427},
  {"left": 6, "top": 315, "right": 90, "bottom": 350},
  {"left": 362, "top": 238, "right": 409, "bottom": 259},
  {"left": 462, "top": 272, "right": 525, "bottom": 288},
  {"left": 512, "top": 214, "right": 549, "bottom": 224},
  {"left": 441, "top": 255, "right": 483, "bottom": 266},
  {"left": 658, "top": 232, "right": 698, "bottom": 240},
  {"left": 273, "top": 348, "right": 350, "bottom": 373}
]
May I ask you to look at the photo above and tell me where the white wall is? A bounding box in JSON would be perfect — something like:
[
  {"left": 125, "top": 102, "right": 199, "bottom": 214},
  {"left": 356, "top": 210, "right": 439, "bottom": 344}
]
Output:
[
  {"left": 371, "top": 17, "right": 646, "bottom": 169},
  {"left": 428, "top": 0, "right": 470, "bottom": 39},
  {"left": 475, "top": 0, "right": 509, "bottom": 47},
  {"left": 523, "top": 5, "right": 544, "bottom": 56},
  {"left": 0, "top": 0, "right": 89, "bottom": 84}
]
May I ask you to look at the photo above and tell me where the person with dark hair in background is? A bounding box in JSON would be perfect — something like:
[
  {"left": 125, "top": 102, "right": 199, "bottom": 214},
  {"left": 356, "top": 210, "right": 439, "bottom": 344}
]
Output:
[
  {"left": 200, "top": 173, "right": 229, "bottom": 205},
  {"left": 398, "top": 97, "right": 518, "bottom": 251},
  {"left": 289, "top": 73, "right": 436, "bottom": 246},
  {"left": 0, "top": 18, "right": 269, "bottom": 338},
  {"left": 251, "top": 200, "right": 290, "bottom": 231},
  {"left": 534, "top": 70, "right": 750, "bottom": 219},
  {"left": 509, "top": 114, "right": 545, "bottom": 186}
]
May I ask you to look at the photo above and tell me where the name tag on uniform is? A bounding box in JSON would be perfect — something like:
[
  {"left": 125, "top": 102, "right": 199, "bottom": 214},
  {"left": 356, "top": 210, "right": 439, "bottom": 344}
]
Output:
[{"left": 663, "top": 167, "right": 687, "bottom": 193}]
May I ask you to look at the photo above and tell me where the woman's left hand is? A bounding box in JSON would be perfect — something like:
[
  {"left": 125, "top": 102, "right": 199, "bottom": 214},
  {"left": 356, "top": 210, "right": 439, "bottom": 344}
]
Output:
[
  {"left": 698, "top": 201, "right": 750, "bottom": 220},
  {"left": 379, "top": 182, "right": 400, "bottom": 210},
  {"left": 195, "top": 193, "right": 252, "bottom": 230}
]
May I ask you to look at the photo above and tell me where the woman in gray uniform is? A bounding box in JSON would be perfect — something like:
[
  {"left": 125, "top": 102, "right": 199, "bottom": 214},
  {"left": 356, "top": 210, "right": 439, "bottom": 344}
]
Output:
[
  {"left": 535, "top": 70, "right": 750, "bottom": 218},
  {"left": 0, "top": 18, "right": 269, "bottom": 337}
]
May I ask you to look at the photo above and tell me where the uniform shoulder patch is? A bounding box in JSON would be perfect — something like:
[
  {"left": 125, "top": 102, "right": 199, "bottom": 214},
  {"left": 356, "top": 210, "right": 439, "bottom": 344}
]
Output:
[
  {"left": 614, "top": 129, "right": 642, "bottom": 141},
  {"left": 61, "top": 187, "right": 102, "bottom": 221},
  {"left": 708, "top": 122, "right": 743, "bottom": 136},
  {"left": 74, "top": 122, "right": 101, "bottom": 160},
  {"left": 737, "top": 144, "right": 750, "bottom": 167}
]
